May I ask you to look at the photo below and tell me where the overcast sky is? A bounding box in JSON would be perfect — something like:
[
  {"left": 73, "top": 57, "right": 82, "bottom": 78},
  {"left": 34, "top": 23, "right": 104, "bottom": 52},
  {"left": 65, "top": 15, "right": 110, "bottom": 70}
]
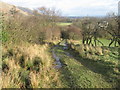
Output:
[{"left": 1, "top": 0, "right": 119, "bottom": 16}]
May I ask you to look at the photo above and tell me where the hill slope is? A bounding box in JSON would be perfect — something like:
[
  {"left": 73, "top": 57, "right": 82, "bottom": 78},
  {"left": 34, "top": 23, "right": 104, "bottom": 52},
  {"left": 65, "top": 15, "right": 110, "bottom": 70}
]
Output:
[{"left": 0, "top": 1, "right": 32, "bottom": 16}]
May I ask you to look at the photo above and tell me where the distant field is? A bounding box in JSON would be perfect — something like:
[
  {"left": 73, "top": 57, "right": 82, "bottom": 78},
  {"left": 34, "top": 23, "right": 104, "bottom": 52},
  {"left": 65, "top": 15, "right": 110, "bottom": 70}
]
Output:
[
  {"left": 70, "top": 38, "right": 119, "bottom": 47},
  {"left": 91, "top": 38, "right": 119, "bottom": 46},
  {"left": 56, "top": 22, "right": 72, "bottom": 26}
]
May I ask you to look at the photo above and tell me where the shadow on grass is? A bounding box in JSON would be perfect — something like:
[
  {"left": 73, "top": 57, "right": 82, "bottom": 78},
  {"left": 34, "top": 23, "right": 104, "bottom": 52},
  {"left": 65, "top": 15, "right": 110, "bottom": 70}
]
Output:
[
  {"left": 67, "top": 48, "right": 120, "bottom": 88},
  {"left": 59, "top": 64, "right": 80, "bottom": 88},
  {"left": 109, "top": 54, "right": 119, "bottom": 60}
]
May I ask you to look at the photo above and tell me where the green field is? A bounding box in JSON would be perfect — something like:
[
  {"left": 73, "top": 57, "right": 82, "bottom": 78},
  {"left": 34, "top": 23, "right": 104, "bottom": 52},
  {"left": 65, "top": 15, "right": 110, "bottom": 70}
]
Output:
[
  {"left": 94, "top": 38, "right": 119, "bottom": 46},
  {"left": 56, "top": 22, "right": 72, "bottom": 26},
  {"left": 74, "top": 38, "right": 119, "bottom": 47}
]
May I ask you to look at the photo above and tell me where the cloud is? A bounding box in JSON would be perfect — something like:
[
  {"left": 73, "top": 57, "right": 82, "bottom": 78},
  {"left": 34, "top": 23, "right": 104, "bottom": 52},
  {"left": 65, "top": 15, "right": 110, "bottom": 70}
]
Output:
[{"left": 1, "top": 0, "right": 119, "bottom": 16}]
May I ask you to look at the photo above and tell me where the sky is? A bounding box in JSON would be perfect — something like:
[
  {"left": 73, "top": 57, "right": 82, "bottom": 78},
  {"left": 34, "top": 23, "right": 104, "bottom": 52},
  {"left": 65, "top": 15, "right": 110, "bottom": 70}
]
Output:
[{"left": 1, "top": 0, "right": 119, "bottom": 16}]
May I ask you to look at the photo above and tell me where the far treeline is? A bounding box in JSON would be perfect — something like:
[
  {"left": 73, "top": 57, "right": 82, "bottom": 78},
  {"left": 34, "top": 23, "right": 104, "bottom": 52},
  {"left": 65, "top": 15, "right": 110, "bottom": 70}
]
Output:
[{"left": 1, "top": 6, "right": 120, "bottom": 47}]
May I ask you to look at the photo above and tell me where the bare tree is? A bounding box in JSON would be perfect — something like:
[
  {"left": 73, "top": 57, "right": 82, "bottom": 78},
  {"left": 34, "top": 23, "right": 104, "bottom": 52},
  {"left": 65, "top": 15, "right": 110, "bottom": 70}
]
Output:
[{"left": 103, "top": 15, "right": 120, "bottom": 47}]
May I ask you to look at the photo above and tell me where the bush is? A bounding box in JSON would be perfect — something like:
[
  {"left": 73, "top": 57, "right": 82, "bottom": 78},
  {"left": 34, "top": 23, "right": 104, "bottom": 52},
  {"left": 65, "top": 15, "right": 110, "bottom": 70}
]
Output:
[{"left": 61, "top": 30, "right": 69, "bottom": 39}]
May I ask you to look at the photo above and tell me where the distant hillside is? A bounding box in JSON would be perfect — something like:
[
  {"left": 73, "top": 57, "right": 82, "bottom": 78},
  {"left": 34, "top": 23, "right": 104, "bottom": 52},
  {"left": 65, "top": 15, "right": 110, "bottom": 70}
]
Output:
[
  {"left": 0, "top": 1, "right": 32, "bottom": 16},
  {"left": 17, "top": 6, "right": 34, "bottom": 15}
]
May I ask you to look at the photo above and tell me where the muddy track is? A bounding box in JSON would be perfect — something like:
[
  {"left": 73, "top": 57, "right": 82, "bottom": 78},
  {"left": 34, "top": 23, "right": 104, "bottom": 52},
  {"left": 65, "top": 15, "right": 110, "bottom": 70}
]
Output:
[{"left": 52, "top": 45, "right": 62, "bottom": 69}]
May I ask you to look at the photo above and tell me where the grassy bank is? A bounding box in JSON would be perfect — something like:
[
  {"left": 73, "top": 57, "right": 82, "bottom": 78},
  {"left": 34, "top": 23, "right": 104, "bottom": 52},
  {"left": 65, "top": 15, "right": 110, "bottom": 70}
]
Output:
[{"left": 53, "top": 45, "right": 119, "bottom": 88}]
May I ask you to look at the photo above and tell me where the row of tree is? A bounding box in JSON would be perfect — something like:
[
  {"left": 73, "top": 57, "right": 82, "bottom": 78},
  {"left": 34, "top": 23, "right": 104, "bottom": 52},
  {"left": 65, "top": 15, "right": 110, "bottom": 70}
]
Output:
[{"left": 73, "top": 15, "right": 120, "bottom": 47}]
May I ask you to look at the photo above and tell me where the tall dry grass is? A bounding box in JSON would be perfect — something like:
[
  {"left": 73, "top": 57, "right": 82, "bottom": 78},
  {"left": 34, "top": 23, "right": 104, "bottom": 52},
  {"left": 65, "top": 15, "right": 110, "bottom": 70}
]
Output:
[{"left": 2, "top": 43, "right": 63, "bottom": 88}]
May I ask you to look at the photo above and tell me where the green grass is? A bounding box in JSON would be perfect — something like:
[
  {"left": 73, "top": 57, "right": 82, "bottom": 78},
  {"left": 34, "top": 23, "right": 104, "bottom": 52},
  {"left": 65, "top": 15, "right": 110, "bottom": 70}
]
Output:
[
  {"left": 1, "top": 31, "right": 9, "bottom": 42},
  {"left": 56, "top": 22, "right": 72, "bottom": 26},
  {"left": 54, "top": 46, "right": 119, "bottom": 88},
  {"left": 77, "top": 38, "right": 119, "bottom": 47},
  {"left": 96, "top": 38, "right": 119, "bottom": 46}
]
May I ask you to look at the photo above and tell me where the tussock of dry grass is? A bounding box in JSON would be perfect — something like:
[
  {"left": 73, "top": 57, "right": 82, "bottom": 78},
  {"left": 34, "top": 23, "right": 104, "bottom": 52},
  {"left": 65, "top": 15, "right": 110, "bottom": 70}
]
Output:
[
  {"left": 94, "top": 46, "right": 103, "bottom": 55},
  {"left": 73, "top": 44, "right": 106, "bottom": 56},
  {"left": 2, "top": 43, "right": 63, "bottom": 88}
]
